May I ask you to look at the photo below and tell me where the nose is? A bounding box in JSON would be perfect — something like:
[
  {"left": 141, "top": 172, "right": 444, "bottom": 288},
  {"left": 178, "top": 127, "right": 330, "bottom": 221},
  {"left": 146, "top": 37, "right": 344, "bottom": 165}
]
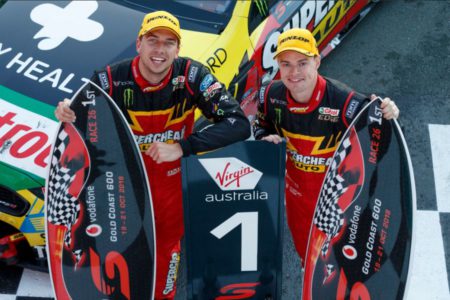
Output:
[
  {"left": 154, "top": 41, "right": 164, "bottom": 52},
  {"left": 149, "top": 40, "right": 166, "bottom": 54},
  {"left": 290, "top": 65, "right": 302, "bottom": 75}
]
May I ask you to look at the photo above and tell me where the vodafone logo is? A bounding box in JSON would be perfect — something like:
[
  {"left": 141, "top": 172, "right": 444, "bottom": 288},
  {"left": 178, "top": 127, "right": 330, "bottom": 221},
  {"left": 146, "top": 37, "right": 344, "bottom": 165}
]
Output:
[
  {"left": 199, "top": 157, "right": 263, "bottom": 191},
  {"left": 86, "top": 224, "right": 102, "bottom": 237},
  {"left": 30, "top": 1, "right": 104, "bottom": 50},
  {"left": 342, "top": 245, "right": 358, "bottom": 260}
]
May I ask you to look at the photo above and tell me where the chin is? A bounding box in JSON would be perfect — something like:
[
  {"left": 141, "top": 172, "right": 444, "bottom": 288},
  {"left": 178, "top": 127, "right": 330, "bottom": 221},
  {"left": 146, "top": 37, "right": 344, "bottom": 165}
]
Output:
[
  {"left": 150, "top": 64, "right": 168, "bottom": 73},
  {"left": 291, "top": 83, "right": 305, "bottom": 91}
]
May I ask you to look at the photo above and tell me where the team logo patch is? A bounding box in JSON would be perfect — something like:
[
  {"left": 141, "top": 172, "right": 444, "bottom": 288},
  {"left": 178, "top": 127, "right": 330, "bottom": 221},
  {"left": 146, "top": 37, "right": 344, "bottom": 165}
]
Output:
[
  {"left": 270, "top": 97, "right": 286, "bottom": 106},
  {"left": 163, "top": 252, "right": 180, "bottom": 295},
  {"left": 220, "top": 95, "right": 230, "bottom": 102},
  {"left": 123, "top": 88, "right": 134, "bottom": 107},
  {"left": 203, "top": 82, "right": 222, "bottom": 100},
  {"left": 227, "top": 117, "right": 236, "bottom": 125},
  {"left": 274, "top": 108, "right": 282, "bottom": 124},
  {"left": 200, "top": 74, "right": 214, "bottom": 92},
  {"left": 113, "top": 80, "right": 134, "bottom": 87},
  {"left": 98, "top": 72, "right": 110, "bottom": 90},
  {"left": 318, "top": 107, "right": 339, "bottom": 122},
  {"left": 345, "top": 99, "right": 360, "bottom": 119},
  {"left": 289, "top": 106, "right": 308, "bottom": 113},
  {"left": 172, "top": 76, "right": 185, "bottom": 91},
  {"left": 259, "top": 86, "right": 267, "bottom": 104},
  {"left": 319, "top": 107, "right": 340, "bottom": 116},
  {"left": 188, "top": 66, "right": 198, "bottom": 82}
]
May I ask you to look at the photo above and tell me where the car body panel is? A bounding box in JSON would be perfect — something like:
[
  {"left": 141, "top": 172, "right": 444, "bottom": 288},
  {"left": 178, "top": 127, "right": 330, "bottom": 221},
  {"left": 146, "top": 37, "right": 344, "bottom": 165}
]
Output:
[
  {"left": 0, "top": 0, "right": 376, "bottom": 265},
  {"left": 182, "top": 1, "right": 253, "bottom": 87},
  {"left": 0, "top": 188, "right": 45, "bottom": 243}
]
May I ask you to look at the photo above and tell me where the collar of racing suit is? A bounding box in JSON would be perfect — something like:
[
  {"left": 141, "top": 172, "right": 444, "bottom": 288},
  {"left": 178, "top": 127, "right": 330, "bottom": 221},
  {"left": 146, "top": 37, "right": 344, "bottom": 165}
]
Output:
[
  {"left": 132, "top": 56, "right": 173, "bottom": 93},
  {"left": 286, "top": 75, "right": 326, "bottom": 114}
]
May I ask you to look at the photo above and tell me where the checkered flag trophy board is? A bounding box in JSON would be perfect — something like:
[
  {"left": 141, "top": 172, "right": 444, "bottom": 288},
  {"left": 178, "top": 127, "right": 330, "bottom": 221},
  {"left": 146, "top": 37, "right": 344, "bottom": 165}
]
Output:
[
  {"left": 313, "top": 136, "right": 352, "bottom": 258},
  {"left": 47, "top": 125, "right": 89, "bottom": 266}
]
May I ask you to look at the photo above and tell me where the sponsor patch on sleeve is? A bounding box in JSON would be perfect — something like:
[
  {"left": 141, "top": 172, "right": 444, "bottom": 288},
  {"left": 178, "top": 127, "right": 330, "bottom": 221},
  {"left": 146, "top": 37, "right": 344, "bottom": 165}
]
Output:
[
  {"left": 345, "top": 99, "right": 360, "bottom": 119},
  {"left": 188, "top": 66, "right": 198, "bottom": 83},
  {"left": 200, "top": 74, "right": 214, "bottom": 92},
  {"left": 227, "top": 117, "right": 236, "bottom": 125},
  {"left": 259, "top": 86, "right": 267, "bottom": 104},
  {"left": 98, "top": 71, "right": 110, "bottom": 91},
  {"left": 203, "top": 82, "right": 222, "bottom": 100}
]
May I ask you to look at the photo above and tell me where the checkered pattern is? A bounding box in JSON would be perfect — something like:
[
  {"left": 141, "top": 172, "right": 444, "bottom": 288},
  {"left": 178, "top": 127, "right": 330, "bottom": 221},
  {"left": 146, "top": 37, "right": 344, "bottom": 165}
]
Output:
[
  {"left": 46, "top": 129, "right": 80, "bottom": 249},
  {"left": 313, "top": 137, "right": 352, "bottom": 258}
]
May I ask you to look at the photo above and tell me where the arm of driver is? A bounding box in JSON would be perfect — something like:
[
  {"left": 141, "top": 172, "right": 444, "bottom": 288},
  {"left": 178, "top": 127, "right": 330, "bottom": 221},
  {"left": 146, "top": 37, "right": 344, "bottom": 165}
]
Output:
[
  {"left": 145, "top": 142, "right": 183, "bottom": 164},
  {"left": 370, "top": 94, "right": 400, "bottom": 120},
  {"left": 54, "top": 98, "right": 76, "bottom": 122}
]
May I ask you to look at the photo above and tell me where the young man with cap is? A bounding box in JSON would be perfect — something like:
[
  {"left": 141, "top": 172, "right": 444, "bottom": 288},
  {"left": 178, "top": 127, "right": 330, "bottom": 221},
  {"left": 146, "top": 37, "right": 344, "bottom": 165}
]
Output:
[
  {"left": 55, "top": 10, "right": 250, "bottom": 299},
  {"left": 253, "top": 28, "right": 399, "bottom": 264}
]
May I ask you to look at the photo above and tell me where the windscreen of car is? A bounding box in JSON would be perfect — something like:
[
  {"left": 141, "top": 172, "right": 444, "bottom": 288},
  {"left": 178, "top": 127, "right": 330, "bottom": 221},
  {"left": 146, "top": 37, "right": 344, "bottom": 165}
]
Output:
[
  {"left": 122, "top": 0, "right": 235, "bottom": 33},
  {"left": 174, "top": 0, "right": 232, "bottom": 14}
]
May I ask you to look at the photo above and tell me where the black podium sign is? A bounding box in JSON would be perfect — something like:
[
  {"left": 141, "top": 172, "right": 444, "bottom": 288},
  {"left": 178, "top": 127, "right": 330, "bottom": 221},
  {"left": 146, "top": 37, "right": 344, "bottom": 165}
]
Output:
[{"left": 182, "top": 140, "right": 286, "bottom": 300}]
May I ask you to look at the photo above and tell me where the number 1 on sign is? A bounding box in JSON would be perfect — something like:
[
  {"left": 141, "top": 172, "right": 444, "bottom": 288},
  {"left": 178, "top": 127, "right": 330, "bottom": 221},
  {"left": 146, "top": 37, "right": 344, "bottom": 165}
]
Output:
[{"left": 210, "top": 212, "right": 258, "bottom": 271}]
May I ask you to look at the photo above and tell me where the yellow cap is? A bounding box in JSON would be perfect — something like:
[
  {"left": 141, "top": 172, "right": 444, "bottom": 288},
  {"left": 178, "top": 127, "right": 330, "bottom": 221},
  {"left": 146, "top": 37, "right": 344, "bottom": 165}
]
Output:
[
  {"left": 138, "top": 11, "right": 181, "bottom": 41},
  {"left": 274, "top": 28, "right": 319, "bottom": 58}
]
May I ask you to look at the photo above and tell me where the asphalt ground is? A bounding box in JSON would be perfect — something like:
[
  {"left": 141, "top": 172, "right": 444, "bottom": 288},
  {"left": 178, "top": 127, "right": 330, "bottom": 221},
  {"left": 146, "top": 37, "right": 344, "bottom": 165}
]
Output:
[{"left": 176, "top": 1, "right": 450, "bottom": 299}]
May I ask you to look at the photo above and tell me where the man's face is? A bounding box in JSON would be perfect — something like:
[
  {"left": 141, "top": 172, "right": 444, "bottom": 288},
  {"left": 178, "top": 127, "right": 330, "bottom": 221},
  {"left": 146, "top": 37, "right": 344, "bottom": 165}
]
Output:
[
  {"left": 137, "top": 29, "right": 179, "bottom": 78},
  {"left": 277, "top": 51, "right": 320, "bottom": 96}
]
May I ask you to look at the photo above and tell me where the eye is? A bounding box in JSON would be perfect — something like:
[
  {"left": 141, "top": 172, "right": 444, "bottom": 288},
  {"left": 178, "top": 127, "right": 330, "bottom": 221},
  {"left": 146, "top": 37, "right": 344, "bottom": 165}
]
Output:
[
  {"left": 165, "top": 40, "right": 177, "bottom": 47},
  {"left": 147, "top": 38, "right": 158, "bottom": 45}
]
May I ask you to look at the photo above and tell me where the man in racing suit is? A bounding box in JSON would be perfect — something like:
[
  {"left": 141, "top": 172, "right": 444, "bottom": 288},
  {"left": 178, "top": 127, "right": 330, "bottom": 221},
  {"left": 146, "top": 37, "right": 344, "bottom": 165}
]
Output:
[
  {"left": 253, "top": 28, "right": 399, "bottom": 263},
  {"left": 55, "top": 11, "right": 250, "bottom": 299}
]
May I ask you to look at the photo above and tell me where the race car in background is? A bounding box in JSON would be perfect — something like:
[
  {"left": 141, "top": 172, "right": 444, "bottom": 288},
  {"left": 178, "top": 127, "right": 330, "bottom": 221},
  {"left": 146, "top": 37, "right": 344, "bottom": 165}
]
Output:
[
  {"left": 0, "top": 0, "right": 377, "bottom": 270},
  {"left": 185, "top": 0, "right": 377, "bottom": 121}
]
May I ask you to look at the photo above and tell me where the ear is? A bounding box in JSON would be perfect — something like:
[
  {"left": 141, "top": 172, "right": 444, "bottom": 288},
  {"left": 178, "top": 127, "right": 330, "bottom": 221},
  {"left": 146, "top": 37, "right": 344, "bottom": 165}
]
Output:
[
  {"left": 175, "top": 43, "right": 180, "bottom": 58},
  {"left": 136, "top": 37, "right": 141, "bottom": 53},
  {"left": 314, "top": 55, "right": 321, "bottom": 69}
]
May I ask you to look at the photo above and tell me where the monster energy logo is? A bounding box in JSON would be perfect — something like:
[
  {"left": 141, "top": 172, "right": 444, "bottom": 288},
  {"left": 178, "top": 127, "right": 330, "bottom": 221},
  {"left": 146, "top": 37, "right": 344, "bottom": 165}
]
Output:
[
  {"left": 275, "top": 108, "right": 282, "bottom": 124},
  {"left": 123, "top": 88, "right": 134, "bottom": 107},
  {"left": 255, "top": 0, "right": 268, "bottom": 16}
]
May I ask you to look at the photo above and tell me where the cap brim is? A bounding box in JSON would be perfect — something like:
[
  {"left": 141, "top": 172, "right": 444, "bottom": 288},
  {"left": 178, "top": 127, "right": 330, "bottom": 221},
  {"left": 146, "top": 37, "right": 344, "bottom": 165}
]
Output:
[
  {"left": 140, "top": 26, "right": 181, "bottom": 41},
  {"left": 274, "top": 47, "right": 316, "bottom": 58}
]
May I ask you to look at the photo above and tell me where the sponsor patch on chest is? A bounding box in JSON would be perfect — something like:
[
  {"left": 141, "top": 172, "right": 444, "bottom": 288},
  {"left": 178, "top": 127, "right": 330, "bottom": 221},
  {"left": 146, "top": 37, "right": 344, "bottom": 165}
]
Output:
[{"left": 318, "top": 106, "right": 339, "bottom": 122}]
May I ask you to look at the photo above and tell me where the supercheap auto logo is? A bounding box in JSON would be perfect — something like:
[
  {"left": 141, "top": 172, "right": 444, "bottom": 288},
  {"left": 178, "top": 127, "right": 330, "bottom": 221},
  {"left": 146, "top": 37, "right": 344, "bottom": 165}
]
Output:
[{"left": 199, "top": 157, "right": 262, "bottom": 191}]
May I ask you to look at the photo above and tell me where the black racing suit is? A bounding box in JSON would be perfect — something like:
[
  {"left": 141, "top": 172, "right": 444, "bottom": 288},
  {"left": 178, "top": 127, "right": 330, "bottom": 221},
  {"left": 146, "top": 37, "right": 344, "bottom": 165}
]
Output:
[
  {"left": 93, "top": 56, "right": 250, "bottom": 299},
  {"left": 253, "top": 75, "right": 368, "bottom": 262}
]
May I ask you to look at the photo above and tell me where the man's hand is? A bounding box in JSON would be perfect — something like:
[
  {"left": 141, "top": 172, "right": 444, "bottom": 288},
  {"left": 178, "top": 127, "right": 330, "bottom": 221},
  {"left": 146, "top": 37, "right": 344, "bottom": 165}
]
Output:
[
  {"left": 145, "top": 142, "right": 183, "bottom": 164},
  {"left": 261, "top": 134, "right": 283, "bottom": 144},
  {"left": 55, "top": 99, "right": 76, "bottom": 122},
  {"left": 371, "top": 94, "right": 399, "bottom": 120}
]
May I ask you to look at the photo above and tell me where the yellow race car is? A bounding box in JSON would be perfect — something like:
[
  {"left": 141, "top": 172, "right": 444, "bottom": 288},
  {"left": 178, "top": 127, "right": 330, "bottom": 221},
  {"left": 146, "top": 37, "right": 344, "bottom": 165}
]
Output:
[
  {"left": 0, "top": 0, "right": 376, "bottom": 269},
  {"left": 175, "top": 0, "right": 377, "bottom": 122}
]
